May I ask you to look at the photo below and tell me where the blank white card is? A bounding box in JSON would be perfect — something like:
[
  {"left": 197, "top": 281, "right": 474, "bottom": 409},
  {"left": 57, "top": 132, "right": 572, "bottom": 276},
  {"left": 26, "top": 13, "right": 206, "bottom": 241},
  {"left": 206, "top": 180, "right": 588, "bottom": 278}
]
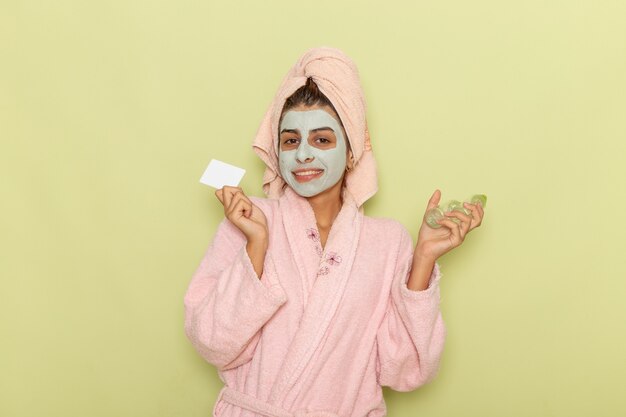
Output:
[{"left": 199, "top": 159, "right": 246, "bottom": 189}]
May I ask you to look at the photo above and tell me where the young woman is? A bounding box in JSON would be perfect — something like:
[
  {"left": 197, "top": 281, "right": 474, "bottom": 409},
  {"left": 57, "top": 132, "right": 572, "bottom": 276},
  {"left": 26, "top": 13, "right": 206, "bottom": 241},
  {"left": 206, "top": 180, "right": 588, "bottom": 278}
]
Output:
[{"left": 184, "top": 47, "right": 485, "bottom": 417}]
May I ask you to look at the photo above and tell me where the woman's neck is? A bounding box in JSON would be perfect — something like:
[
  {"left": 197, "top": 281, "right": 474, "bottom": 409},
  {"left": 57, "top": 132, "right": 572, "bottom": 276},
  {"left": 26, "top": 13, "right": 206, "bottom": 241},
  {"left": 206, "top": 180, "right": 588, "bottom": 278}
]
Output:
[
  {"left": 308, "top": 193, "right": 342, "bottom": 230},
  {"left": 305, "top": 180, "right": 344, "bottom": 248}
]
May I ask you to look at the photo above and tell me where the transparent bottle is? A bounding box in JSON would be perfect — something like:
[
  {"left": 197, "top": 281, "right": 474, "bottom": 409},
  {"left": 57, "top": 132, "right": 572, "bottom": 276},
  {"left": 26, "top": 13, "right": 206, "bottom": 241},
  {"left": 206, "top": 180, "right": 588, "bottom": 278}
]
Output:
[{"left": 425, "top": 194, "right": 487, "bottom": 229}]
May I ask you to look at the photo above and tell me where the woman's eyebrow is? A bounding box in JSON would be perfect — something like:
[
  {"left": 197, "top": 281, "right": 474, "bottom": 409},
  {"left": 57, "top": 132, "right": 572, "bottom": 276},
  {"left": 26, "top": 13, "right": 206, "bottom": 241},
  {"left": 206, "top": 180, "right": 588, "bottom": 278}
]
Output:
[{"left": 310, "top": 127, "right": 335, "bottom": 133}]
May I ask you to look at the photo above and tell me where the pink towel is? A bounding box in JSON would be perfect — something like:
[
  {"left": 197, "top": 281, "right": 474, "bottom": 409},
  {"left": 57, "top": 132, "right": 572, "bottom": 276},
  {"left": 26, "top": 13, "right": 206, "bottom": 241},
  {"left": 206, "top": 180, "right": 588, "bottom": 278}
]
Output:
[{"left": 252, "top": 46, "right": 377, "bottom": 208}]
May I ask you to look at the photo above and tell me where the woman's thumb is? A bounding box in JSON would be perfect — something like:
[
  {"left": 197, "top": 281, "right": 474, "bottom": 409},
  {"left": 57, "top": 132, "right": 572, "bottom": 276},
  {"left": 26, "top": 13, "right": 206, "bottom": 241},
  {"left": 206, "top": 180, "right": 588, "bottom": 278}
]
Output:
[{"left": 427, "top": 189, "right": 441, "bottom": 209}]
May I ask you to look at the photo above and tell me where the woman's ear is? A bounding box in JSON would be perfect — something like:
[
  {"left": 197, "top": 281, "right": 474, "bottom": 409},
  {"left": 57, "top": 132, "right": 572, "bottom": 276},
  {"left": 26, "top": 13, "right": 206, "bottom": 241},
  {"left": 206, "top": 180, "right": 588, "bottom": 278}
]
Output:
[{"left": 346, "top": 149, "right": 354, "bottom": 172}]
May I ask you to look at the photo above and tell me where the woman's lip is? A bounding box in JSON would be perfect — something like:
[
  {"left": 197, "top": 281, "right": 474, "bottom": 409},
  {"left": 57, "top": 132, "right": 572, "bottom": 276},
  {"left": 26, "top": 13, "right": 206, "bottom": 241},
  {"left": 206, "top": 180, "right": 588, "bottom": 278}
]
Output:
[{"left": 292, "top": 169, "right": 324, "bottom": 183}]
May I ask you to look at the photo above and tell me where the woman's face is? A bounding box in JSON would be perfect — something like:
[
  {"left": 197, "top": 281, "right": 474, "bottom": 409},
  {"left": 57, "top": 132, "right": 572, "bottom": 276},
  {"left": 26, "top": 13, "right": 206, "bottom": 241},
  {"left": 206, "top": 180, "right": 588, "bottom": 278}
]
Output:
[{"left": 278, "top": 104, "right": 349, "bottom": 198}]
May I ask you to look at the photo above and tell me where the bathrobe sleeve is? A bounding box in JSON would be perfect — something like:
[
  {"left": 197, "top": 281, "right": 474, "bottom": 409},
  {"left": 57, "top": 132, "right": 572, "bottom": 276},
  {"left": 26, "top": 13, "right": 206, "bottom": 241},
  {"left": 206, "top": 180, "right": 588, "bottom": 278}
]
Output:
[
  {"left": 184, "top": 218, "right": 288, "bottom": 371},
  {"left": 375, "top": 226, "right": 446, "bottom": 391}
]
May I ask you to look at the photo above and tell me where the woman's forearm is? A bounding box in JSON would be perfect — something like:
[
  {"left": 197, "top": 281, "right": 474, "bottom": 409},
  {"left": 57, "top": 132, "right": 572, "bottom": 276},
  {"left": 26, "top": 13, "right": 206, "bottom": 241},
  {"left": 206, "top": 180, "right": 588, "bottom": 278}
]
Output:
[
  {"left": 406, "top": 251, "right": 437, "bottom": 291},
  {"left": 246, "top": 236, "right": 268, "bottom": 278}
]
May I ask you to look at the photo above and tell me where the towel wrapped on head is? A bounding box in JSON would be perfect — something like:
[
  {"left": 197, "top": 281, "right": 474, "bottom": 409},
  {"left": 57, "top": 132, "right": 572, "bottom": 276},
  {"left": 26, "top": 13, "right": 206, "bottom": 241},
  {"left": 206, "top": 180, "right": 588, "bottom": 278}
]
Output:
[{"left": 252, "top": 46, "right": 377, "bottom": 208}]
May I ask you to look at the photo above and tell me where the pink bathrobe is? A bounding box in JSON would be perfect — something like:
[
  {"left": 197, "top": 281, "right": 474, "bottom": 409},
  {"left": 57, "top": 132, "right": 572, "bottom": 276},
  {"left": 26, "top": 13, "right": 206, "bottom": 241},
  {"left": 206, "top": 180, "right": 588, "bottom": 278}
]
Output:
[{"left": 184, "top": 186, "right": 446, "bottom": 417}]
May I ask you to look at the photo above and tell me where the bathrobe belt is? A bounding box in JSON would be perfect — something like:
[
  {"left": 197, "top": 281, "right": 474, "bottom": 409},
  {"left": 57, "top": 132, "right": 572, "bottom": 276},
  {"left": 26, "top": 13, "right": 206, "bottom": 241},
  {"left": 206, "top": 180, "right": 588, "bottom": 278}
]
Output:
[{"left": 218, "top": 386, "right": 341, "bottom": 417}]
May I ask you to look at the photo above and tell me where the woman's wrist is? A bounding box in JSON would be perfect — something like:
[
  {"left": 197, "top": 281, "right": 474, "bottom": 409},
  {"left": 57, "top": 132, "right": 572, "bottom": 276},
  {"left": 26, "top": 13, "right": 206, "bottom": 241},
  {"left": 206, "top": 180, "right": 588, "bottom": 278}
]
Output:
[
  {"left": 414, "top": 242, "right": 437, "bottom": 264},
  {"left": 246, "top": 234, "right": 268, "bottom": 278},
  {"left": 407, "top": 247, "right": 437, "bottom": 291},
  {"left": 247, "top": 231, "right": 268, "bottom": 251}
]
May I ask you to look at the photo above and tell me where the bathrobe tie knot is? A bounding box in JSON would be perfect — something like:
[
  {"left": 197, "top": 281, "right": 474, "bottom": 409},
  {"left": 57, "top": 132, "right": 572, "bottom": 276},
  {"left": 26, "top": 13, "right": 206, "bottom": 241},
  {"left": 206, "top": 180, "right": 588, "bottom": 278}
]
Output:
[{"left": 219, "top": 386, "right": 341, "bottom": 417}]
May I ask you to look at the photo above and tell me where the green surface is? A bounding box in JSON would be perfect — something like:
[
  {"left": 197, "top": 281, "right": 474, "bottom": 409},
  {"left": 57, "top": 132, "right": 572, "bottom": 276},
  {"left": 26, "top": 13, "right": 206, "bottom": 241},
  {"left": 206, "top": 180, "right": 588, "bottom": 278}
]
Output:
[{"left": 2, "top": 1, "right": 625, "bottom": 416}]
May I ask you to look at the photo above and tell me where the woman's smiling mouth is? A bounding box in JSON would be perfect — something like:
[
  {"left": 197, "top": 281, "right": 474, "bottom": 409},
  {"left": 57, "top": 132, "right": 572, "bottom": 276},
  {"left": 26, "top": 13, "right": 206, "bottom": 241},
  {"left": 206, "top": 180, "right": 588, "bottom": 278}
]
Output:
[{"left": 292, "top": 169, "right": 324, "bottom": 183}]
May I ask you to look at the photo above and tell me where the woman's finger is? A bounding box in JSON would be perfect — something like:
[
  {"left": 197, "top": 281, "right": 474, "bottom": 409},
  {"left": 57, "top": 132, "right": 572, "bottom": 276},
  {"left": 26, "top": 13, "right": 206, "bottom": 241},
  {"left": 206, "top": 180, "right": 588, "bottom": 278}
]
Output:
[
  {"left": 227, "top": 191, "right": 246, "bottom": 215},
  {"left": 231, "top": 190, "right": 254, "bottom": 217},
  {"left": 467, "top": 201, "right": 484, "bottom": 228},
  {"left": 426, "top": 189, "right": 441, "bottom": 210},
  {"left": 215, "top": 189, "right": 225, "bottom": 205},
  {"left": 437, "top": 217, "right": 463, "bottom": 245},
  {"left": 222, "top": 189, "right": 233, "bottom": 208},
  {"left": 228, "top": 199, "right": 252, "bottom": 221},
  {"left": 463, "top": 202, "right": 483, "bottom": 229},
  {"left": 444, "top": 211, "right": 471, "bottom": 237},
  {"left": 476, "top": 203, "right": 484, "bottom": 225},
  {"left": 462, "top": 202, "right": 479, "bottom": 226},
  {"left": 223, "top": 186, "right": 243, "bottom": 210},
  {"left": 228, "top": 192, "right": 255, "bottom": 220},
  {"left": 237, "top": 192, "right": 253, "bottom": 208}
]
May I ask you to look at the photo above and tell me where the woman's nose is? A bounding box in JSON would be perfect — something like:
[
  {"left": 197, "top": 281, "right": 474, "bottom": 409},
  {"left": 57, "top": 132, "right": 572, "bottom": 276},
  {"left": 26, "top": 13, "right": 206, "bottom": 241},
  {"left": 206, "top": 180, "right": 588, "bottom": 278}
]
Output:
[
  {"left": 295, "top": 142, "right": 315, "bottom": 163},
  {"left": 296, "top": 155, "right": 315, "bottom": 163}
]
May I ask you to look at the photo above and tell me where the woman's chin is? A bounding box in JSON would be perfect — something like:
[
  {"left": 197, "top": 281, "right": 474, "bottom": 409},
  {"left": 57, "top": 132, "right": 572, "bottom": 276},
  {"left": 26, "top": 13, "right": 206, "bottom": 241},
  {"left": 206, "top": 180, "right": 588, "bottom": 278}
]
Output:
[{"left": 290, "top": 178, "right": 345, "bottom": 201}]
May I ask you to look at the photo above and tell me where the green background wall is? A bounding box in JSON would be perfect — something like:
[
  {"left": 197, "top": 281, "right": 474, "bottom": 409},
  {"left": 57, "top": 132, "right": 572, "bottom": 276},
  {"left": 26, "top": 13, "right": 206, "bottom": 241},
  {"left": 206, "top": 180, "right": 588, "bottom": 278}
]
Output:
[{"left": 1, "top": 1, "right": 625, "bottom": 416}]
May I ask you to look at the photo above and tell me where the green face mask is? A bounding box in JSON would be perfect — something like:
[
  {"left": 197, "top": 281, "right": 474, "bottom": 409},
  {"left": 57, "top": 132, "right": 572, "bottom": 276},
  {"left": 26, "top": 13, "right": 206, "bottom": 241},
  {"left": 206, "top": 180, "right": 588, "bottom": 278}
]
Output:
[{"left": 278, "top": 109, "right": 347, "bottom": 197}]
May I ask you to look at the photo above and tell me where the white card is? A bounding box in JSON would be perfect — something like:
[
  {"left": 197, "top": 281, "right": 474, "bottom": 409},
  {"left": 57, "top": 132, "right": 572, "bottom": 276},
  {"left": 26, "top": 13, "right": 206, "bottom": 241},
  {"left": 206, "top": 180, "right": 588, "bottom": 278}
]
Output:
[{"left": 199, "top": 159, "right": 246, "bottom": 189}]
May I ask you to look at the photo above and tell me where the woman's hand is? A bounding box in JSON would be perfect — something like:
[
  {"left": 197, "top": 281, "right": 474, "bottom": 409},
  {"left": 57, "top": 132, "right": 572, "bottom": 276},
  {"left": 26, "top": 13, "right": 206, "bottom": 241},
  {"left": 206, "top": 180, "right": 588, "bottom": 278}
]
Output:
[
  {"left": 415, "top": 189, "right": 485, "bottom": 261},
  {"left": 215, "top": 186, "right": 268, "bottom": 246},
  {"left": 216, "top": 186, "right": 269, "bottom": 278}
]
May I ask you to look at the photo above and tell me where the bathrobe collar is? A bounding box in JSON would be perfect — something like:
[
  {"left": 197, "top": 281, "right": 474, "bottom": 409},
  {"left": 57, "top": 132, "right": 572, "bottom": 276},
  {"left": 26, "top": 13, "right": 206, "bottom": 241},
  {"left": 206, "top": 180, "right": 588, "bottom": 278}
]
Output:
[{"left": 271, "top": 185, "right": 363, "bottom": 401}]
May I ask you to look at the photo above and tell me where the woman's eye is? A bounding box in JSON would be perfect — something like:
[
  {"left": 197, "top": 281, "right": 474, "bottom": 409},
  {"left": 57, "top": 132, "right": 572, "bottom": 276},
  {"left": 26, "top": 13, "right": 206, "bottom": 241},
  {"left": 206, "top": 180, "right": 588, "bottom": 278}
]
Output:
[
  {"left": 317, "top": 137, "right": 330, "bottom": 143},
  {"left": 285, "top": 138, "right": 299, "bottom": 144}
]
